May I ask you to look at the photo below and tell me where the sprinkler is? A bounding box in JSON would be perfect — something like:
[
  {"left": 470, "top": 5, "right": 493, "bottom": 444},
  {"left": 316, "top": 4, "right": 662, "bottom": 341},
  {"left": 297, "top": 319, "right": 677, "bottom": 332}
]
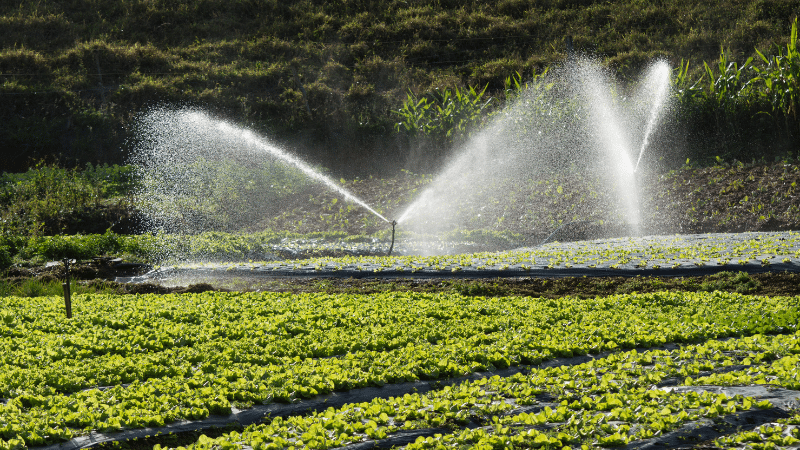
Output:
[
  {"left": 387, "top": 220, "right": 397, "bottom": 256},
  {"left": 62, "top": 258, "right": 72, "bottom": 319}
]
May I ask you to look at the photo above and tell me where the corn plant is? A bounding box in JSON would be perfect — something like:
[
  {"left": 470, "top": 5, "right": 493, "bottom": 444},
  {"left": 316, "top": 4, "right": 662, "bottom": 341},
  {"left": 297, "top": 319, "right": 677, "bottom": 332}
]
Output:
[
  {"left": 703, "top": 49, "right": 753, "bottom": 112},
  {"left": 502, "top": 68, "right": 548, "bottom": 102},
  {"left": 672, "top": 59, "right": 704, "bottom": 106},
  {"left": 394, "top": 84, "right": 493, "bottom": 142},
  {"left": 752, "top": 17, "right": 800, "bottom": 136}
]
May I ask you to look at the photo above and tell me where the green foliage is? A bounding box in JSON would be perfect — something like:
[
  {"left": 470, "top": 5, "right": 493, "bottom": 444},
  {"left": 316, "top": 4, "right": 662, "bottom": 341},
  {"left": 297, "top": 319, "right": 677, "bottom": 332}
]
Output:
[
  {"left": 79, "top": 162, "right": 139, "bottom": 197},
  {"left": 702, "top": 49, "right": 753, "bottom": 114},
  {"left": 394, "top": 84, "right": 493, "bottom": 142},
  {"left": 752, "top": 17, "right": 800, "bottom": 130},
  {"left": 0, "top": 162, "right": 136, "bottom": 237},
  {"left": 135, "top": 155, "right": 314, "bottom": 234},
  {"left": 673, "top": 59, "right": 704, "bottom": 106},
  {"left": 671, "top": 20, "right": 800, "bottom": 164},
  {"left": 21, "top": 230, "right": 123, "bottom": 261},
  {"left": 394, "top": 69, "right": 550, "bottom": 147},
  {"left": 2, "top": 290, "right": 797, "bottom": 448},
  {"left": 0, "top": 247, "right": 11, "bottom": 270},
  {"left": 698, "top": 271, "right": 761, "bottom": 293},
  {"left": 14, "top": 279, "right": 52, "bottom": 297},
  {"left": 189, "top": 330, "right": 800, "bottom": 450},
  {"left": 502, "top": 68, "right": 547, "bottom": 102}
]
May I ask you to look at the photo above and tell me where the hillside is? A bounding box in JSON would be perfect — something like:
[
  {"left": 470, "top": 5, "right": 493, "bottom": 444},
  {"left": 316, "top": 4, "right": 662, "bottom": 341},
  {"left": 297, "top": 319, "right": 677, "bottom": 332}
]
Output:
[{"left": 1, "top": 0, "right": 799, "bottom": 174}]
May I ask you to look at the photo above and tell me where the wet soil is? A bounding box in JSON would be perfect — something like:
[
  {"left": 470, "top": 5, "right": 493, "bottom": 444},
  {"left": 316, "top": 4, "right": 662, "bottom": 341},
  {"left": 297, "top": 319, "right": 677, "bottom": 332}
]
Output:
[
  {"left": 210, "top": 271, "right": 800, "bottom": 298},
  {"left": 6, "top": 160, "right": 800, "bottom": 296},
  {"left": 7, "top": 256, "right": 800, "bottom": 298}
]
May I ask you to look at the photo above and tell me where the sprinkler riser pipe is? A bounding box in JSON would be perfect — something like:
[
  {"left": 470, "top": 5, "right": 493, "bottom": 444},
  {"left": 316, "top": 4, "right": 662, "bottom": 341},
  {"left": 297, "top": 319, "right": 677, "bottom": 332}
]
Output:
[
  {"left": 62, "top": 258, "right": 72, "bottom": 319},
  {"left": 387, "top": 220, "right": 397, "bottom": 256}
]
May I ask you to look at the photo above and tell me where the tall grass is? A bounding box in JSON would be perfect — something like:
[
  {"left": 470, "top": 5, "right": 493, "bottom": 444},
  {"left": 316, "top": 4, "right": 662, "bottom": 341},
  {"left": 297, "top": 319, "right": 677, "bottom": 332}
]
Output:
[
  {"left": 0, "top": 279, "right": 120, "bottom": 297},
  {"left": 1, "top": 1, "right": 799, "bottom": 174}
]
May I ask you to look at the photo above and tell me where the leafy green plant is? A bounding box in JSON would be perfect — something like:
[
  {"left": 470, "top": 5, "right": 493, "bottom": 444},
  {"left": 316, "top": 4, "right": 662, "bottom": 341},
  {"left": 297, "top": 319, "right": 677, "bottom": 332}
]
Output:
[
  {"left": 703, "top": 49, "right": 753, "bottom": 110},
  {"left": 502, "top": 68, "right": 548, "bottom": 102},
  {"left": 14, "top": 279, "right": 49, "bottom": 297},
  {"left": 0, "top": 162, "right": 137, "bottom": 237},
  {"left": 393, "top": 84, "right": 493, "bottom": 143},
  {"left": 698, "top": 271, "right": 761, "bottom": 293},
  {"left": 165, "top": 324, "right": 800, "bottom": 450},
  {"left": 752, "top": 17, "right": 800, "bottom": 136},
  {"left": 2, "top": 289, "right": 798, "bottom": 446},
  {"left": 20, "top": 230, "right": 123, "bottom": 261}
]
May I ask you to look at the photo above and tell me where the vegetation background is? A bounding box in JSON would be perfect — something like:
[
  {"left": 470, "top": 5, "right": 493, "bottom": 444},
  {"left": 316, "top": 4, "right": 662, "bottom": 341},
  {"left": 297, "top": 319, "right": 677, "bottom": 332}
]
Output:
[{"left": 2, "top": 0, "right": 800, "bottom": 176}]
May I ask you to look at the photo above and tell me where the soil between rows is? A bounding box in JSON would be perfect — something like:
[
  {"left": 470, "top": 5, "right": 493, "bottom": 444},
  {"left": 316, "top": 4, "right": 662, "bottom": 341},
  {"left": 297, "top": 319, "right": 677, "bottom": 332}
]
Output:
[{"left": 6, "top": 257, "right": 800, "bottom": 298}]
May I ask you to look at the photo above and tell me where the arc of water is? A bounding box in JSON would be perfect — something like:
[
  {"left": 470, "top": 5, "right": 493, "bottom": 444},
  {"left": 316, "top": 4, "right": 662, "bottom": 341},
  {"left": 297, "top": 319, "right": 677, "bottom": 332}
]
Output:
[
  {"left": 634, "top": 62, "right": 671, "bottom": 172},
  {"left": 134, "top": 109, "right": 390, "bottom": 230},
  {"left": 219, "top": 123, "right": 391, "bottom": 224},
  {"left": 574, "top": 61, "right": 640, "bottom": 228}
]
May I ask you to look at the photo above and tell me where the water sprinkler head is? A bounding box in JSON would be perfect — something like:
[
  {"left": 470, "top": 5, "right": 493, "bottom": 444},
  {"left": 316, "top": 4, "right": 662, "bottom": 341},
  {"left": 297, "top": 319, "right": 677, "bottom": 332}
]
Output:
[{"left": 387, "top": 220, "right": 398, "bottom": 256}]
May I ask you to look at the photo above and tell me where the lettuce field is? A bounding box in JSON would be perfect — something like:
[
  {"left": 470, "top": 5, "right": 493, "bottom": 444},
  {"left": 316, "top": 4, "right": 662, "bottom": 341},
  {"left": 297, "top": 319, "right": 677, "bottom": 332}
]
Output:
[{"left": 1, "top": 290, "right": 799, "bottom": 449}]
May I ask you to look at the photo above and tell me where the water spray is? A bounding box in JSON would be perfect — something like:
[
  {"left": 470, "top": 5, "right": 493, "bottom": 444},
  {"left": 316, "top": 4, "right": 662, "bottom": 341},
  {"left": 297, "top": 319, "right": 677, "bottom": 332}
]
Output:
[
  {"left": 387, "top": 220, "right": 397, "bottom": 256},
  {"left": 131, "top": 108, "right": 392, "bottom": 231},
  {"left": 633, "top": 61, "right": 671, "bottom": 173}
]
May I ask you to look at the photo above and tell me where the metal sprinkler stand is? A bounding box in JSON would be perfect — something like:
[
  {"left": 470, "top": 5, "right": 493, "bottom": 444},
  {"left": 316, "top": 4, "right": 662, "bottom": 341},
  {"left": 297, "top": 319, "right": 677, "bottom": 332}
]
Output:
[
  {"left": 387, "top": 220, "right": 397, "bottom": 256},
  {"left": 62, "top": 258, "right": 72, "bottom": 319}
]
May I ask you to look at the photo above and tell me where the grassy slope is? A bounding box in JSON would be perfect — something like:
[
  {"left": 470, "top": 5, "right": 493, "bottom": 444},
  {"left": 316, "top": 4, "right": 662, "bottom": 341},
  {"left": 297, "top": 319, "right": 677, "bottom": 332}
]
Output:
[{"left": 1, "top": 0, "right": 799, "bottom": 173}]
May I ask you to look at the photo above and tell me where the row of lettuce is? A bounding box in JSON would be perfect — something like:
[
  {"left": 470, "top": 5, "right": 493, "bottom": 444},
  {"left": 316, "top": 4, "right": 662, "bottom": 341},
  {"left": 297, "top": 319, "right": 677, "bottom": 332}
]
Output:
[
  {"left": 0, "top": 290, "right": 799, "bottom": 447},
  {"left": 170, "top": 332, "right": 800, "bottom": 450},
  {"left": 0, "top": 228, "right": 531, "bottom": 270},
  {"left": 4, "top": 228, "right": 800, "bottom": 273}
]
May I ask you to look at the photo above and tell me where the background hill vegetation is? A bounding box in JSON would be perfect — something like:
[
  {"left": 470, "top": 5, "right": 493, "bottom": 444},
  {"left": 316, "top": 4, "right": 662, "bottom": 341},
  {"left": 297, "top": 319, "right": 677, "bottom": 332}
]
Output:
[{"left": 1, "top": 0, "right": 800, "bottom": 175}]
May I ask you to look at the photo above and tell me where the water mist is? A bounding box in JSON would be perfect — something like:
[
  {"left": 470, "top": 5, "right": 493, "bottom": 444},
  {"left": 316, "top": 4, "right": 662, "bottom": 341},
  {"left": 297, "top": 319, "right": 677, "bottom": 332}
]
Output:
[
  {"left": 129, "top": 107, "right": 389, "bottom": 241},
  {"left": 397, "top": 57, "right": 673, "bottom": 246}
]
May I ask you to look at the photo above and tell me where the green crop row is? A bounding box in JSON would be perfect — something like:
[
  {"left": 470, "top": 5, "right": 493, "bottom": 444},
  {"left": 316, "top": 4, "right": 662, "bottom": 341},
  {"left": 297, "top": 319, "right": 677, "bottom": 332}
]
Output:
[
  {"left": 0, "top": 290, "right": 798, "bottom": 447},
  {"left": 410, "top": 333, "right": 800, "bottom": 450},
  {"left": 209, "top": 230, "right": 800, "bottom": 273},
  {"left": 164, "top": 330, "right": 800, "bottom": 450},
  {"left": 716, "top": 414, "right": 800, "bottom": 449},
  {"left": 3, "top": 226, "right": 799, "bottom": 271}
]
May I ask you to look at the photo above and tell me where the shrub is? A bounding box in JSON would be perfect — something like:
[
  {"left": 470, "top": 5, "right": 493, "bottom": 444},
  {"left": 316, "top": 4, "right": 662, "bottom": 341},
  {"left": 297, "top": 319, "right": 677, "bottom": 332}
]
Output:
[
  {"left": 22, "top": 231, "right": 123, "bottom": 261},
  {"left": 0, "top": 247, "right": 11, "bottom": 270}
]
